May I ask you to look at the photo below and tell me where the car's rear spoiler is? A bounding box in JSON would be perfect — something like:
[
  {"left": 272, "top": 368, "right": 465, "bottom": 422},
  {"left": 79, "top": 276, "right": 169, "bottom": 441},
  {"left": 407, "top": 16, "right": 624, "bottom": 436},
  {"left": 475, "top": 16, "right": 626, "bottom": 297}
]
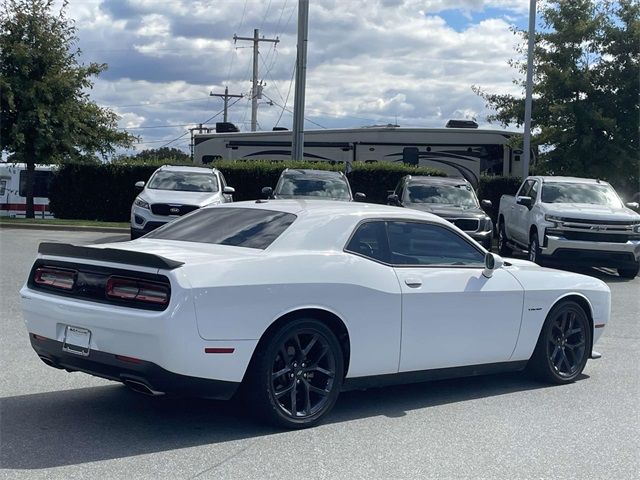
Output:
[{"left": 38, "top": 242, "right": 184, "bottom": 270}]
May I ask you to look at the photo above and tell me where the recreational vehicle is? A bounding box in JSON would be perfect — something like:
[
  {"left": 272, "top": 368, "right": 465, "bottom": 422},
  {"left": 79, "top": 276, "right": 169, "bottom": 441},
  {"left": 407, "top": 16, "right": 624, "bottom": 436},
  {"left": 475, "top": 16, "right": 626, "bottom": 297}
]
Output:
[
  {"left": 0, "top": 163, "right": 54, "bottom": 218},
  {"left": 193, "top": 121, "right": 529, "bottom": 187}
]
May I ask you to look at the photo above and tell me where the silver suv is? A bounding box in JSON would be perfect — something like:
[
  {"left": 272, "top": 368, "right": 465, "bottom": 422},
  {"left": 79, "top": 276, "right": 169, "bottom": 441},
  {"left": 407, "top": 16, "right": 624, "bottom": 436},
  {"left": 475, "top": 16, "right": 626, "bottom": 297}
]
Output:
[{"left": 130, "top": 165, "right": 234, "bottom": 239}]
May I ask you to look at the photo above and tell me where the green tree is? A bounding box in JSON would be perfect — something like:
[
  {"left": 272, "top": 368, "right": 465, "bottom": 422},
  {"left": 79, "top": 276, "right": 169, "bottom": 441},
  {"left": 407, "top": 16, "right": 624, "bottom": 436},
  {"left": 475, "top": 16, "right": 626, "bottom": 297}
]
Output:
[
  {"left": 115, "top": 147, "right": 191, "bottom": 165},
  {"left": 0, "top": 0, "right": 136, "bottom": 217},
  {"left": 474, "top": 0, "right": 639, "bottom": 194}
]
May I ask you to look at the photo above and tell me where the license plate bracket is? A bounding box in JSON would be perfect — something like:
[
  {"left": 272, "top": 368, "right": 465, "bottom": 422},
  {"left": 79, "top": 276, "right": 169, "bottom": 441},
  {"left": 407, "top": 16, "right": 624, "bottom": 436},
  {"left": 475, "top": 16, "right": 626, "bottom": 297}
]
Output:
[{"left": 62, "top": 325, "right": 91, "bottom": 356}]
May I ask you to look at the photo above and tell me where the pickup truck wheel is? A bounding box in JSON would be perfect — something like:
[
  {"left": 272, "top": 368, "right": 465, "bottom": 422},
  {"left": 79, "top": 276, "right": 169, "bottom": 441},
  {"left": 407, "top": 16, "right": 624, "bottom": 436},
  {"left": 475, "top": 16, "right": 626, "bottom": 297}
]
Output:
[
  {"left": 617, "top": 262, "right": 639, "bottom": 279},
  {"left": 528, "top": 232, "right": 542, "bottom": 265},
  {"left": 527, "top": 300, "right": 591, "bottom": 384},
  {"left": 498, "top": 222, "right": 512, "bottom": 256}
]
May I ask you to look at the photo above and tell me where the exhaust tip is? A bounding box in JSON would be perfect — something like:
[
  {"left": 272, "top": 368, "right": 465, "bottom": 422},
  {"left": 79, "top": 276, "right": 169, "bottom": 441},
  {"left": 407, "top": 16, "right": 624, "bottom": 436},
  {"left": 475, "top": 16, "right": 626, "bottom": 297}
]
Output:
[
  {"left": 122, "top": 378, "right": 165, "bottom": 396},
  {"left": 39, "top": 355, "right": 63, "bottom": 369}
]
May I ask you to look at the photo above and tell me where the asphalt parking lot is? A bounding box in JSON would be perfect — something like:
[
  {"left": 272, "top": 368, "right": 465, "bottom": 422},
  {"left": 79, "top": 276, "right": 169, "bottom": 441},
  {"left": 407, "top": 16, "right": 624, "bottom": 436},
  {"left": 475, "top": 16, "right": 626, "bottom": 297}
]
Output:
[{"left": 1, "top": 228, "right": 638, "bottom": 480}]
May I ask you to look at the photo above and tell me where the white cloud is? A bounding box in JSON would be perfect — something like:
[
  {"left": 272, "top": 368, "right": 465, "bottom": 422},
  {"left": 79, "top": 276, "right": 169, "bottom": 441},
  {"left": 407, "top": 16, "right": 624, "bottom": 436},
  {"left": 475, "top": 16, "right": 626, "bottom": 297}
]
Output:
[{"left": 62, "top": 0, "right": 528, "bottom": 151}]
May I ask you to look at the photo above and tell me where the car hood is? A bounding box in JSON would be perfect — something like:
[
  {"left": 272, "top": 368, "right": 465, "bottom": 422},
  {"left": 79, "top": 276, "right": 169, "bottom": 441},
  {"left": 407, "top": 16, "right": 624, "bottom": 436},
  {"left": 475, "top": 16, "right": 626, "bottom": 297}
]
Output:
[
  {"left": 405, "top": 204, "right": 487, "bottom": 218},
  {"left": 544, "top": 204, "right": 640, "bottom": 222},
  {"left": 139, "top": 188, "right": 223, "bottom": 207}
]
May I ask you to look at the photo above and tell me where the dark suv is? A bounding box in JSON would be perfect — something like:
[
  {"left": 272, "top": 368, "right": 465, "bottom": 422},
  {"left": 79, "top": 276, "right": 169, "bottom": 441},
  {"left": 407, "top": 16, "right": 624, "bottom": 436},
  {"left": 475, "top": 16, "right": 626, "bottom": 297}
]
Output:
[
  {"left": 388, "top": 176, "right": 493, "bottom": 250},
  {"left": 263, "top": 169, "right": 365, "bottom": 202}
]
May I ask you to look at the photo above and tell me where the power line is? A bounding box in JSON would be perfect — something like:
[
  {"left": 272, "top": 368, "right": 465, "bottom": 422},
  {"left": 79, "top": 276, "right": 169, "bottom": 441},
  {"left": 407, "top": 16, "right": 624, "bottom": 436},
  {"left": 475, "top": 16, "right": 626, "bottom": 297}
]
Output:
[
  {"left": 122, "top": 123, "right": 193, "bottom": 130},
  {"left": 263, "top": 93, "right": 326, "bottom": 129},
  {"left": 110, "top": 97, "right": 212, "bottom": 108},
  {"left": 275, "top": 61, "right": 297, "bottom": 127}
]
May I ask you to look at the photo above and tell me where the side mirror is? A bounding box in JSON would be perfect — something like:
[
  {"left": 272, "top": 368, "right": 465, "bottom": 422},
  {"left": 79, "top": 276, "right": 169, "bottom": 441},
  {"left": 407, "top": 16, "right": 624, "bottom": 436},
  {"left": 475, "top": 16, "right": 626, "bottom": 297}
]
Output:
[
  {"left": 223, "top": 186, "right": 235, "bottom": 194},
  {"left": 387, "top": 193, "right": 400, "bottom": 206},
  {"left": 516, "top": 196, "right": 532, "bottom": 208},
  {"left": 354, "top": 192, "right": 366, "bottom": 202},
  {"left": 481, "top": 199, "right": 493, "bottom": 209},
  {"left": 482, "top": 252, "right": 504, "bottom": 278},
  {"left": 625, "top": 202, "right": 639, "bottom": 211},
  {"left": 261, "top": 186, "right": 273, "bottom": 199},
  {"left": 134, "top": 181, "right": 145, "bottom": 190}
]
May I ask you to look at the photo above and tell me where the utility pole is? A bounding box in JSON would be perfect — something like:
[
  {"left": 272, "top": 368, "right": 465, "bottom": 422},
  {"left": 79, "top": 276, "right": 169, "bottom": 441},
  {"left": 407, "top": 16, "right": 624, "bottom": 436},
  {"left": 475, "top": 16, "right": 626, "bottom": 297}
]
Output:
[
  {"left": 234, "top": 29, "right": 279, "bottom": 131},
  {"left": 210, "top": 86, "right": 244, "bottom": 122},
  {"left": 292, "top": 0, "right": 309, "bottom": 160},
  {"left": 523, "top": 0, "right": 536, "bottom": 177}
]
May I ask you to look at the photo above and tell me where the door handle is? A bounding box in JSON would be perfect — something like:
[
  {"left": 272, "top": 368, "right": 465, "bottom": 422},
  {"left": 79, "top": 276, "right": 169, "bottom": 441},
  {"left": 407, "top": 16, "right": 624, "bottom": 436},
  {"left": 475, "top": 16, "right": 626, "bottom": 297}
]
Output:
[{"left": 404, "top": 277, "right": 422, "bottom": 288}]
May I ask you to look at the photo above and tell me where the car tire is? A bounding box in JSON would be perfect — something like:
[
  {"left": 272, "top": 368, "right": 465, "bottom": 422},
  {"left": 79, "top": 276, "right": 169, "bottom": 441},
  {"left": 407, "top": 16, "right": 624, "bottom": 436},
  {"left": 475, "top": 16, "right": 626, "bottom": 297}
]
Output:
[
  {"left": 617, "top": 262, "right": 639, "bottom": 279},
  {"left": 527, "top": 300, "right": 592, "bottom": 384},
  {"left": 528, "top": 231, "right": 542, "bottom": 265},
  {"left": 498, "top": 221, "right": 512, "bottom": 256},
  {"left": 244, "top": 318, "right": 344, "bottom": 429},
  {"left": 130, "top": 228, "right": 142, "bottom": 240}
]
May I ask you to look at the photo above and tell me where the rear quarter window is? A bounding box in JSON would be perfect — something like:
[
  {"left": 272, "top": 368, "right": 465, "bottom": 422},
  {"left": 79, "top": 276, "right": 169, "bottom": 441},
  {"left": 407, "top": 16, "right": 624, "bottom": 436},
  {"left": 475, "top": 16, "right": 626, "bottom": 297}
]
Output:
[{"left": 146, "top": 207, "right": 296, "bottom": 249}]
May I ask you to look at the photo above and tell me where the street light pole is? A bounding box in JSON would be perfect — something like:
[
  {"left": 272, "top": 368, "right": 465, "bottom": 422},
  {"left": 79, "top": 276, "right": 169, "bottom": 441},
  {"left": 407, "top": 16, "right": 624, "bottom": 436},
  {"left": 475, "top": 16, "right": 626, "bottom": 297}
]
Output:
[
  {"left": 291, "top": 0, "right": 309, "bottom": 161},
  {"left": 523, "top": 0, "right": 536, "bottom": 178}
]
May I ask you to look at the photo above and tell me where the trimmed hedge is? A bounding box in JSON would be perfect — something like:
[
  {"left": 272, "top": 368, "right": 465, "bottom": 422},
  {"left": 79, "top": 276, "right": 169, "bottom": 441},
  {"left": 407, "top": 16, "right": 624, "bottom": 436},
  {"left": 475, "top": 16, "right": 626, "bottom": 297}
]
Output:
[
  {"left": 49, "top": 161, "right": 445, "bottom": 221},
  {"left": 49, "top": 160, "right": 524, "bottom": 223}
]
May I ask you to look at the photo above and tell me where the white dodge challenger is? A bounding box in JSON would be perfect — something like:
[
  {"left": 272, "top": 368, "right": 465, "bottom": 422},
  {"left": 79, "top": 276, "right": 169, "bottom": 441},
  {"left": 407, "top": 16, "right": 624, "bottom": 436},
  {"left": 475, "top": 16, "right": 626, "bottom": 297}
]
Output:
[{"left": 21, "top": 200, "right": 610, "bottom": 428}]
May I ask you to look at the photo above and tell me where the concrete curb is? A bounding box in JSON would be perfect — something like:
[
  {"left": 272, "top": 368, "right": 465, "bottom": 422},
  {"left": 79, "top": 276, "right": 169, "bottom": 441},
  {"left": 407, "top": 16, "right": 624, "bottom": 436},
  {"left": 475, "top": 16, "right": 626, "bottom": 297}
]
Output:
[{"left": 0, "top": 222, "right": 129, "bottom": 234}]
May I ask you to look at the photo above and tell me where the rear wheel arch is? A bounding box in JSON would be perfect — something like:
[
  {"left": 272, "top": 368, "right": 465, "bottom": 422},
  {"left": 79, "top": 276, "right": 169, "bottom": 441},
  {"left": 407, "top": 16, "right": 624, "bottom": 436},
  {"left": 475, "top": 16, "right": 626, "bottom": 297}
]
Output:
[{"left": 248, "top": 308, "right": 351, "bottom": 380}]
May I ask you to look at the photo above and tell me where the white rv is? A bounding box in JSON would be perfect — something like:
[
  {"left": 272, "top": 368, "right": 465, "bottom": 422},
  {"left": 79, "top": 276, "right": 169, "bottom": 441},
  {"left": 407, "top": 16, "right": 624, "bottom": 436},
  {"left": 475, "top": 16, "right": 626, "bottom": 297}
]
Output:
[
  {"left": 193, "top": 122, "right": 529, "bottom": 187},
  {"left": 0, "top": 163, "right": 55, "bottom": 218}
]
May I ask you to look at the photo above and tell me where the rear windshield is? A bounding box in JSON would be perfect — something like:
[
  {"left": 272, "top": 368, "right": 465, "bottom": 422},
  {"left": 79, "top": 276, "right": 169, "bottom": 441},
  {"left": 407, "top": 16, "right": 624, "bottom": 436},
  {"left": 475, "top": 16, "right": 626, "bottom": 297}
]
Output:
[{"left": 146, "top": 207, "right": 296, "bottom": 249}]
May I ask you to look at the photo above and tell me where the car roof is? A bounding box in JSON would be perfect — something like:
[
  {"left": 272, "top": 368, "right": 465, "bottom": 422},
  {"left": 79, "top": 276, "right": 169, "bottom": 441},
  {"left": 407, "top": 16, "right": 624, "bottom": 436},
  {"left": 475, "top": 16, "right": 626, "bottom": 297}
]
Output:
[
  {"left": 212, "top": 199, "right": 449, "bottom": 222},
  {"left": 200, "top": 200, "right": 468, "bottom": 252},
  {"left": 157, "top": 165, "right": 218, "bottom": 174},
  {"left": 535, "top": 176, "right": 609, "bottom": 185},
  {"left": 405, "top": 175, "right": 470, "bottom": 186},
  {"left": 282, "top": 169, "right": 345, "bottom": 178}
]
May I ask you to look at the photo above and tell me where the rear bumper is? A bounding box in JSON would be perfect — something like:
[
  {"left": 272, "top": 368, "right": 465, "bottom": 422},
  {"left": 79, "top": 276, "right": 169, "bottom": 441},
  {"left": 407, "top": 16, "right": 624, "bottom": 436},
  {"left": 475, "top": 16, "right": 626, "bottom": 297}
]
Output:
[
  {"left": 30, "top": 335, "right": 239, "bottom": 400},
  {"left": 541, "top": 235, "right": 640, "bottom": 267}
]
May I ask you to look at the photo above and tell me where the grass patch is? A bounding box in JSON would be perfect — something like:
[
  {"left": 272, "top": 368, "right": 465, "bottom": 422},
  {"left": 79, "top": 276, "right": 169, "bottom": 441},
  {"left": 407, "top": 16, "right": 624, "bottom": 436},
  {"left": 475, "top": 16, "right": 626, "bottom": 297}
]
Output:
[{"left": 0, "top": 217, "right": 129, "bottom": 228}]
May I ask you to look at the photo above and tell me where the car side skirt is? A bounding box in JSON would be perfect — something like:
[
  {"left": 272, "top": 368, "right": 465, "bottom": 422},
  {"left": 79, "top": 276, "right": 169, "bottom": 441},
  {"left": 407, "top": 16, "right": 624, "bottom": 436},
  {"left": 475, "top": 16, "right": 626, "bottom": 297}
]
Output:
[{"left": 341, "top": 360, "right": 529, "bottom": 391}]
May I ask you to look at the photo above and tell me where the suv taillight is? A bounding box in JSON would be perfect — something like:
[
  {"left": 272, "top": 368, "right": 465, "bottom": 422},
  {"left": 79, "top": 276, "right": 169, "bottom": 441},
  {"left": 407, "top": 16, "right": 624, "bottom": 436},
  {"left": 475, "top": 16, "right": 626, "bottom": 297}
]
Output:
[
  {"left": 34, "top": 267, "right": 76, "bottom": 290},
  {"left": 106, "top": 277, "right": 169, "bottom": 305}
]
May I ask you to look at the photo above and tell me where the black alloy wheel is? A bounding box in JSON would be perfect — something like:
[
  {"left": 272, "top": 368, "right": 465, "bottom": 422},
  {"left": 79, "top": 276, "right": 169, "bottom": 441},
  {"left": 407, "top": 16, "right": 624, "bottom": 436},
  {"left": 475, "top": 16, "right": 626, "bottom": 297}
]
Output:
[
  {"left": 528, "top": 301, "right": 591, "bottom": 384},
  {"left": 498, "top": 221, "right": 512, "bottom": 256},
  {"left": 247, "top": 318, "right": 344, "bottom": 428}
]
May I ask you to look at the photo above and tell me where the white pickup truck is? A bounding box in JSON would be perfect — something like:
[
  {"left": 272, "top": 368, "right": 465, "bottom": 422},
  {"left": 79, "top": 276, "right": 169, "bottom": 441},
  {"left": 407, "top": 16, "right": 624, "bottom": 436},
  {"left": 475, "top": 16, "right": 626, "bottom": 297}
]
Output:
[{"left": 498, "top": 176, "right": 640, "bottom": 278}]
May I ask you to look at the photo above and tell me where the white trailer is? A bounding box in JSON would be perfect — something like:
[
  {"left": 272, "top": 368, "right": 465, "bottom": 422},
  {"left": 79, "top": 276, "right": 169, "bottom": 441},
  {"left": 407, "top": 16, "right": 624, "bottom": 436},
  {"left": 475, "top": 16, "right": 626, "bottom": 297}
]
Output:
[
  {"left": 0, "top": 163, "right": 55, "bottom": 218},
  {"left": 193, "top": 124, "right": 529, "bottom": 187}
]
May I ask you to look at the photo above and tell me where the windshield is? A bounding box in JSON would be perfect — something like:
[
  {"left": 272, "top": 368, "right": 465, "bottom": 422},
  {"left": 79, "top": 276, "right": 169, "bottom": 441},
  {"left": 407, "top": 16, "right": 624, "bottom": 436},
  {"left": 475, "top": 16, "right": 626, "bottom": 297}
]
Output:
[
  {"left": 405, "top": 184, "right": 478, "bottom": 207},
  {"left": 541, "top": 183, "right": 623, "bottom": 207},
  {"left": 276, "top": 176, "right": 351, "bottom": 200},
  {"left": 147, "top": 171, "right": 219, "bottom": 193}
]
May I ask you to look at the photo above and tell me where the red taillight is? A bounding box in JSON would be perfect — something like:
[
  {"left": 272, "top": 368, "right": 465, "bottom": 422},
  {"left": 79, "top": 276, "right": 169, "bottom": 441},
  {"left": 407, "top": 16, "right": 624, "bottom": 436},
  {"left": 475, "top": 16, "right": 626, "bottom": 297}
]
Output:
[
  {"left": 106, "top": 277, "right": 169, "bottom": 305},
  {"left": 34, "top": 267, "right": 76, "bottom": 290}
]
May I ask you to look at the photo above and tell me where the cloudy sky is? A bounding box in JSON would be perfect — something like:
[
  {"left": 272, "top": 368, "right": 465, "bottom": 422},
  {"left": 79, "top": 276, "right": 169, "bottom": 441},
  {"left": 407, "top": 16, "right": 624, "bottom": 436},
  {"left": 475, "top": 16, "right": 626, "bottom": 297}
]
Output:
[{"left": 64, "top": 0, "right": 531, "bottom": 154}]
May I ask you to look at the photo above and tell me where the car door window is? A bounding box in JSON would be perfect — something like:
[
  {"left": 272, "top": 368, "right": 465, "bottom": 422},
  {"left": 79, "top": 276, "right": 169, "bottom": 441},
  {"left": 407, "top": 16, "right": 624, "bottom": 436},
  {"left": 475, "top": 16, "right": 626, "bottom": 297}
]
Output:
[
  {"left": 517, "top": 180, "right": 534, "bottom": 197},
  {"left": 529, "top": 180, "right": 539, "bottom": 203},
  {"left": 387, "top": 221, "right": 484, "bottom": 266},
  {"left": 345, "top": 221, "right": 389, "bottom": 263}
]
